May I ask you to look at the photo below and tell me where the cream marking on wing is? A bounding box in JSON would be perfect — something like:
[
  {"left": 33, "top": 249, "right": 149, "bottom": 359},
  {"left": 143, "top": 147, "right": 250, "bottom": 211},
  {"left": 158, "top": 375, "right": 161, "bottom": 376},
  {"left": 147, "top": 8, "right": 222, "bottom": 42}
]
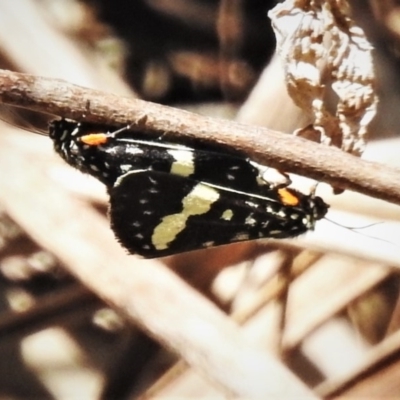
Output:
[
  {"left": 246, "top": 200, "right": 258, "bottom": 208},
  {"left": 126, "top": 146, "right": 144, "bottom": 155},
  {"left": 221, "top": 209, "right": 233, "bottom": 221},
  {"left": 70, "top": 126, "right": 80, "bottom": 137},
  {"left": 60, "top": 129, "right": 69, "bottom": 141},
  {"left": 152, "top": 183, "right": 220, "bottom": 250},
  {"left": 120, "top": 164, "right": 132, "bottom": 173},
  {"left": 269, "top": 230, "right": 282, "bottom": 235},
  {"left": 114, "top": 169, "right": 147, "bottom": 187},
  {"left": 245, "top": 215, "right": 256, "bottom": 225},
  {"left": 168, "top": 149, "right": 195, "bottom": 177},
  {"left": 232, "top": 232, "right": 250, "bottom": 241}
]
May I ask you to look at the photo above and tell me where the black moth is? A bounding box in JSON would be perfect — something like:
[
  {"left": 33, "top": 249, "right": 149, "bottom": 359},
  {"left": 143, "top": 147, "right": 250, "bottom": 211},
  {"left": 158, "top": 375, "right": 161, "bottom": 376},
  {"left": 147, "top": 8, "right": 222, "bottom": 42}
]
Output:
[{"left": 49, "top": 118, "right": 329, "bottom": 258}]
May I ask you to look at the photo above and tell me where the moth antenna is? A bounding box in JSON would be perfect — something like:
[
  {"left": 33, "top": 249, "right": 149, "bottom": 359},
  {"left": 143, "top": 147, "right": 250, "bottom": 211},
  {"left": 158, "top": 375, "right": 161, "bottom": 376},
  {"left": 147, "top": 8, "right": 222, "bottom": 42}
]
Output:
[
  {"left": 110, "top": 124, "right": 133, "bottom": 136},
  {"left": 324, "top": 217, "right": 383, "bottom": 230},
  {"left": 324, "top": 217, "right": 392, "bottom": 245}
]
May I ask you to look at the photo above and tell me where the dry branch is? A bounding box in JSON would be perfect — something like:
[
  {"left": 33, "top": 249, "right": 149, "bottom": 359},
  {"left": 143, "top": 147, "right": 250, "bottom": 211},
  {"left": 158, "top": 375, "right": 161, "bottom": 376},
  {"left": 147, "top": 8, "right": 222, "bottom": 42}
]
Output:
[{"left": 0, "top": 69, "right": 400, "bottom": 206}]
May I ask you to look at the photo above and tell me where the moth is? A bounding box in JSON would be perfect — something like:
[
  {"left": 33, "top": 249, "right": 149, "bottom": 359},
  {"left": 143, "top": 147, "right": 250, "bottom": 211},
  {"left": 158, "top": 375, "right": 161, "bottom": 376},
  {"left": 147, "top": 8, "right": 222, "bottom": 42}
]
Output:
[{"left": 49, "top": 118, "right": 329, "bottom": 258}]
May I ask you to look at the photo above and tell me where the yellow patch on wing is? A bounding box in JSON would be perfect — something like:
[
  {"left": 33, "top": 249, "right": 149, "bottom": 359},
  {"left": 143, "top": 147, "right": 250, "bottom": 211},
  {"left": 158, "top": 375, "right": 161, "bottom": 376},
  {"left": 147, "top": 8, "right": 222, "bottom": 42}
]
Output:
[
  {"left": 168, "top": 149, "right": 195, "bottom": 177},
  {"left": 152, "top": 183, "right": 219, "bottom": 250},
  {"left": 221, "top": 209, "right": 233, "bottom": 221}
]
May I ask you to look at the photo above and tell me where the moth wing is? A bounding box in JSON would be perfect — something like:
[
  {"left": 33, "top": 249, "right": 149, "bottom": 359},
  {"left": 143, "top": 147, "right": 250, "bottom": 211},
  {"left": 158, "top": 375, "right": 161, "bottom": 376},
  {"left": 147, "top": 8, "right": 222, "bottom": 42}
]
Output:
[{"left": 109, "top": 170, "right": 306, "bottom": 258}]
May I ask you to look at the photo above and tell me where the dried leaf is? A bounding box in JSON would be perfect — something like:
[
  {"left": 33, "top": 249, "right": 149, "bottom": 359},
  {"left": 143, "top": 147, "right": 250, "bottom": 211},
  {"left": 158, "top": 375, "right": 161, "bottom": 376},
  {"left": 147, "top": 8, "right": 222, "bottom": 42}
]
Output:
[{"left": 269, "top": 0, "right": 378, "bottom": 156}]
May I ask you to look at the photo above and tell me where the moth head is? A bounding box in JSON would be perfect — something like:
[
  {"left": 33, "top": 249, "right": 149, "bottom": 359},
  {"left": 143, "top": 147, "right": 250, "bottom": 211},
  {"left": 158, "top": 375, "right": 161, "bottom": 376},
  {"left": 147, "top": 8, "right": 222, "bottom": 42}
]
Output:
[{"left": 49, "top": 118, "right": 94, "bottom": 171}]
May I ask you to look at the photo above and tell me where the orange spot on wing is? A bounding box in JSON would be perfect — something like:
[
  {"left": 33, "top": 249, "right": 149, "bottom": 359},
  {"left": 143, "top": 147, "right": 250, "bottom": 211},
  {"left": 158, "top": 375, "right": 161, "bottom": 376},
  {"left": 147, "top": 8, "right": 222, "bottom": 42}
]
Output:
[
  {"left": 80, "top": 133, "right": 108, "bottom": 146},
  {"left": 277, "top": 188, "right": 300, "bottom": 206}
]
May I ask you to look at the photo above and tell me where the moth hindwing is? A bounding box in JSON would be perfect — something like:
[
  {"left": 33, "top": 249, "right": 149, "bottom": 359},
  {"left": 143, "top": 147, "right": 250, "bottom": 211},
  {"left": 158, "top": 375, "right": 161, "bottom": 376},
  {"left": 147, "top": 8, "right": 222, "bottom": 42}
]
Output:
[{"left": 49, "top": 118, "right": 329, "bottom": 258}]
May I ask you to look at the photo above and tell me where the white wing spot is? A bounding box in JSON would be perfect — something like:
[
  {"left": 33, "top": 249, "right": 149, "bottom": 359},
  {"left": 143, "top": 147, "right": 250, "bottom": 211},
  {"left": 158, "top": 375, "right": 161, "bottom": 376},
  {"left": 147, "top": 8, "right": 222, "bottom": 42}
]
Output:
[
  {"left": 60, "top": 129, "right": 69, "bottom": 141},
  {"left": 277, "top": 209, "right": 287, "bottom": 218},
  {"left": 303, "top": 216, "right": 312, "bottom": 228},
  {"left": 232, "top": 232, "right": 250, "bottom": 241},
  {"left": 126, "top": 146, "right": 144, "bottom": 155},
  {"left": 269, "top": 230, "right": 282, "bottom": 235},
  {"left": 71, "top": 126, "right": 80, "bottom": 137},
  {"left": 120, "top": 164, "right": 132, "bottom": 173},
  {"left": 245, "top": 215, "right": 256, "bottom": 225},
  {"left": 149, "top": 177, "right": 157, "bottom": 184}
]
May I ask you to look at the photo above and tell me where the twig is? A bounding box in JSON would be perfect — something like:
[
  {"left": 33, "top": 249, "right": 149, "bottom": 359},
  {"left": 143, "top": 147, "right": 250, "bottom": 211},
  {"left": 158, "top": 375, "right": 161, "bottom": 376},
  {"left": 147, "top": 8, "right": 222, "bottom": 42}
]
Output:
[
  {"left": 0, "top": 285, "right": 99, "bottom": 341},
  {"left": 0, "top": 70, "right": 399, "bottom": 205},
  {"left": 316, "top": 328, "right": 400, "bottom": 398}
]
